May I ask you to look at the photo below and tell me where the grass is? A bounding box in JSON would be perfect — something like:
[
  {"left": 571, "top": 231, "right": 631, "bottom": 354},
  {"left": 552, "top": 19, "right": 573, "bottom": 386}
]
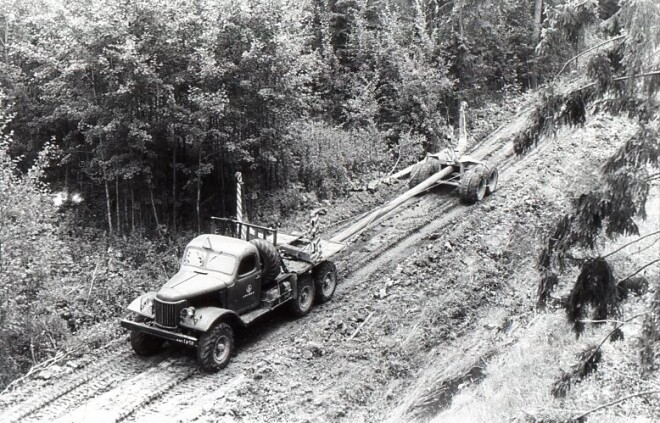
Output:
[{"left": 431, "top": 195, "right": 660, "bottom": 423}]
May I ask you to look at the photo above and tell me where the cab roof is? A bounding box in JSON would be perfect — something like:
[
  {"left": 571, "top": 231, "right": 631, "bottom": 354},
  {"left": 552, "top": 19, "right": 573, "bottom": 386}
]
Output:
[{"left": 185, "top": 234, "right": 257, "bottom": 258}]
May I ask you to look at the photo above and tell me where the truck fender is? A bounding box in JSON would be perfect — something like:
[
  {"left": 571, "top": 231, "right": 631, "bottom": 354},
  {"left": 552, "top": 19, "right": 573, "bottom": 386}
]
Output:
[
  {"left": 180, "top": 307, "right": 246, "bottom": 333},
  {"left": 127, "top": 291, "right": 157, "bottom": 319},
  {"left": 288, "top": 273, "right": 298, "bottom": 299}
]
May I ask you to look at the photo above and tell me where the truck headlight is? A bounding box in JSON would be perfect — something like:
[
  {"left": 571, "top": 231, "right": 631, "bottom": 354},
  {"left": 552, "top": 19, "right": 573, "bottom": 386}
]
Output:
[
  {"left": 180, "top": 307, "right": 195, "bottom": 319},
  {"left": 141, "top": 297, "right": 154, "bottom": 313}
]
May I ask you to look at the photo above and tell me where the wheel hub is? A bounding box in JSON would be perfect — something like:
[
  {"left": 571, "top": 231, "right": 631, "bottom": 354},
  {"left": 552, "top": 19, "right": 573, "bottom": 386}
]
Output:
[
  {"left": 213, "top": 336, "right": 230, "bottom": 363},
  {"left": 300, "top": 286, "right": 312, "bottom": 308},
  {"left": 322, "top": 274, "right": 335, "bottom": 295}
]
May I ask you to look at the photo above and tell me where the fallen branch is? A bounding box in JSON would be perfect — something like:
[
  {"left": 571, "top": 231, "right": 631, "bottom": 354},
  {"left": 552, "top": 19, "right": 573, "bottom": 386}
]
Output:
[
  {"left": 0, "top": 349, "right": 73, "bottom": 396},
  {"left": 348, "top": 311, "right": 374, "bottom": 341},
  {"left": 85, "top": 260, "right": 101, "bottom": 306},
  {"left": 387, "top": 144, "right": 404, "bottom": 178},
  {"left": 572, "top": 389, "right": 660, "bottom": 421}
]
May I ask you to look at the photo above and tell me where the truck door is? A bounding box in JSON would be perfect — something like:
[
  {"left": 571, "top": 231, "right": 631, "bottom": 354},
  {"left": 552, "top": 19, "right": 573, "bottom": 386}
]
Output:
[{"left": 230, "top": 253, "right": 261, "bottom": 313}]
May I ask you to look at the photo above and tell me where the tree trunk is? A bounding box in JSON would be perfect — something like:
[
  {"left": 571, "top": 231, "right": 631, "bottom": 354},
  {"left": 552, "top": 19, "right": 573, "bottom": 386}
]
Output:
[
  {"left": 124, "top": 193, "right": 129, "bottom": 235},
  {"left": 458, "top": 0, "right": 464, "bottom": 39},
  {"left": 149, "top": 185, "right": 160, "bottom": 230},
  {"left": 104, "top": 172, "right": 114, "bottom": 236},
  {"left": 115, "top": 174, "right": 121, "bottom": 235},
  {"left": 2, "top": 16, "right": 9, "bottom": 63},
  {"left": 130, "top": 182, "right": 135, "bottom": 233},
  {"left": 172, "top": 137, "right": 177, "bottom": 233},
  {"left": 197, "top": 145, "right": 202, "bottom": 234},
  {"left": 532, "top": 0, "right": 544, "bottom": 88}
]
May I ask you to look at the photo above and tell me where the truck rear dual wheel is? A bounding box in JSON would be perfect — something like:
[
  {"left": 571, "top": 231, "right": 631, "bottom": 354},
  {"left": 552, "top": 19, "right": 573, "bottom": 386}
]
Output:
[
  {"left": 197, "top": 322, "right": 235, "bottom": 372},
  {"left": 288, "top": 275, "right": 315, "bottom": 317},
  {"left": 313, "top": 261, "right": 337, "bottom": 303},
  {"left": 408, "top": 160, "right": 441, "bottom": 189},
  {"left": 459, "top": 165, "right": 498, "bottom": 204}
]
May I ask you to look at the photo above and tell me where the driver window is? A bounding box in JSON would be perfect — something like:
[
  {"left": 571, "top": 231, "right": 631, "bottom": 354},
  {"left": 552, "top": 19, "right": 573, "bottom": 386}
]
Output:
[{"left": 237, "top": 254, "right": 257, "bottom": 276}]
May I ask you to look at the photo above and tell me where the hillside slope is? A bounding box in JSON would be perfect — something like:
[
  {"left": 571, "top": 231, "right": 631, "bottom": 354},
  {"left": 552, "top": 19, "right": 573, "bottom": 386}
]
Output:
[{"left": 0, "top": 110, "right": 657, "bottom": 423}]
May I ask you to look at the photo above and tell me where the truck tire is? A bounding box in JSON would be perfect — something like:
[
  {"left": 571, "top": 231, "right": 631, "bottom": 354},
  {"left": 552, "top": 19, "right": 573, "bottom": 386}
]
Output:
[
  {"left": 129, "top": 316, "right": 164, "bottom": 356},
  {"left": 459, "top": 164, "right": 488, "bottom": 205},
  {"left": 197, "top": 322, "right": 235, "bottom": 372},
  {"left": 250, "top": 238, "right": 281, "bottom": 284},
  {"left": 408, "top": 160, "right": 440, "bottom": 189},
  {"left": 485, "top": 166, "right": 498, "bottom": 195},
  {"left": 288, "top": 275, "right": 315, "bottom": 317},
  {"left": 313, "top": 261, "right": 337, "bottom": 303}
]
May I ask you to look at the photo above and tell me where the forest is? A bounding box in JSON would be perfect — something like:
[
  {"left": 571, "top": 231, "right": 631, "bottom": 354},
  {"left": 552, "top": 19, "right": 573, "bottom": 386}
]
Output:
[
  {"left": 1, "top": 0, "right": 548, "bottom": 234},
  {"left": 1, "top": 0, "right": 658, "bottom": 413}
]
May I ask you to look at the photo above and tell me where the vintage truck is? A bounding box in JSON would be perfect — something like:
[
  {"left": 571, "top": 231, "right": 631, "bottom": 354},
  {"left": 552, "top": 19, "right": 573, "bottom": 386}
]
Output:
[{"left": 120, "top": 219, "right": 344, "bottom": 371}]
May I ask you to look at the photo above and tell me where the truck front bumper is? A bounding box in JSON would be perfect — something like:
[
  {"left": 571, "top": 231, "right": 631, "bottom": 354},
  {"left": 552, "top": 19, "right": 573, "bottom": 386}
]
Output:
[{"left": 120, "top": 319, "right": 198, "bottom": 347}]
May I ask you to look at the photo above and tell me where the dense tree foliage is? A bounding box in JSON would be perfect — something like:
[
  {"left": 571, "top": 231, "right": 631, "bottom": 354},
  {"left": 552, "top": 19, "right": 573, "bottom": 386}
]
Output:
[
  {"left": 0, "top": 0, "right": 546, "bottom": 234},
  {"left": 532, "top": 0, "right": 659, "bottom": 378}
]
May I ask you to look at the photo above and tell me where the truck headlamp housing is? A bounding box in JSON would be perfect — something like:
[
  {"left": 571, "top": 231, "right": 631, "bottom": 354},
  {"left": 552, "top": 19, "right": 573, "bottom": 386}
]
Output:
[
  {"left": 141, "top": 297, "right": 154, "bottom": 313},
  {"left": 180, "top": 307, "right": 196, "bottom": 319}
]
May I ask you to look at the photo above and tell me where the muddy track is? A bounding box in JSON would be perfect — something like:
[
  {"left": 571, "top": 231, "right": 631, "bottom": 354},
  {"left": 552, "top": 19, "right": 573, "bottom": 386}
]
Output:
[
  {"left": 0, "top": 108, "right": 538, "bottom": 422},
  {"left": 122, "top": 111, "right": 542, "bottom": 422}
]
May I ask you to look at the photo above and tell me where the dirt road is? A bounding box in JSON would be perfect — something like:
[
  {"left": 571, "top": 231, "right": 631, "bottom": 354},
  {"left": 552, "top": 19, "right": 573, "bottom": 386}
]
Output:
[{"left": 0, "top": 105, "right": 573, "bottom": 423}]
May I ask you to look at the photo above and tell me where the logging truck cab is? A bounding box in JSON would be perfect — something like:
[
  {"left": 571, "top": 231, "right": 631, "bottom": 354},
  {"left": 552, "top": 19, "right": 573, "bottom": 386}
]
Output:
[{"left": 121, "top": 219, "right": 344, "bottom": 372}]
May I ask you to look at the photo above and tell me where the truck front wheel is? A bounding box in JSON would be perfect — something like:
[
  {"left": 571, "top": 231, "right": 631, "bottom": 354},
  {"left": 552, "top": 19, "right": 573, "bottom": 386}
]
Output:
[
  {"left": 313, "top": 261, "right": 337, "bottom": 303},
  {"left": 130, "top": 329, "right": 164, "bottom": 357},
  {"left": 197, "top": 323, "right": 235, "bottom": 372},
  {"left": 289, "top": 276, "right": 315, "bottom": 317}
]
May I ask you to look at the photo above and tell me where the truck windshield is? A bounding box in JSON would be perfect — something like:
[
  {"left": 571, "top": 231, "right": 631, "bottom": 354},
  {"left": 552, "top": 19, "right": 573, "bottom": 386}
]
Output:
[{"left": 182, "top": 247, "right": 236, "bottom": 275}]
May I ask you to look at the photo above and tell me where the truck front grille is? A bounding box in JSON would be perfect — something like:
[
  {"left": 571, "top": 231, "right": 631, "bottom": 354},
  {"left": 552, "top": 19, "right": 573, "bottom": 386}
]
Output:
[{"left": 154, "top": 299, "right": 186, "bottom": 328}]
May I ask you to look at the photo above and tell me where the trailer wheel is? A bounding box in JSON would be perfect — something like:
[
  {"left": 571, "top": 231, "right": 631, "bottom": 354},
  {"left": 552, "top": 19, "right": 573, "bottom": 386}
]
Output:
[
  {"left": 459, "top": 165, "right": 488, "bottom": 204},
  {"left": 313, "top": 261, "right": 337, "bottom": 303},
  {"left": 197, "top": 322, "right": 234, "bottom": 372},
  {"left": 408, "top": 160, "right": 440, "bottom": 189},
  {"left": 288, "top": 275, "right": 315, "bottom": 317},
  {"left": 129, "top": 316, "right": 164, "bottom": 357},
  {"left": 485, "top": 166, "right": 498, "bottom": 195},
  {"left": 250, "top": 238, "right": 281, "bottom": 284}
]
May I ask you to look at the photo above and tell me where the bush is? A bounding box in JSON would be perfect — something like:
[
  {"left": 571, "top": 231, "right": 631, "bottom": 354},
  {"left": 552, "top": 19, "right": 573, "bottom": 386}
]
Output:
[{"left": 283, "top": 121, "right": 393, "bottom": 199}]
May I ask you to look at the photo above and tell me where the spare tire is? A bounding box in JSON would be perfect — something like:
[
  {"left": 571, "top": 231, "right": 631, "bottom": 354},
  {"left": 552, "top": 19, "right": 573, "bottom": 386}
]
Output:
[
  {"left": 459, "top": 164, "right": 488, "bottom": 205},
  {"left": 250, "top": 238, "right": 281, "bottom": 284},
  {"left": 408, "top": 160, "right": 440, "bottom": 189}
]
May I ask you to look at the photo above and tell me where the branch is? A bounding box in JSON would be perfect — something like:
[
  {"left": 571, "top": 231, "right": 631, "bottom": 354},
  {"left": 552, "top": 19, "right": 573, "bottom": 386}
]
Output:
[
  {"left": 576, "top": 71, "right": 660, "bottom": 92},
  {"left": 619, "top": 259, "right": 660, "bottom": 283},
  {"left": 579, "top": 316, "right": 646, "bottom": 325},
  {"left": 347, "top": 311, "right": 374, "bottom": 341},
  {"left": 572, "top": 390, "right": 660, "bottom": 421},
  {"left": 387, "top": 144, "right": 404, "bottom": 178},
  {"left": 554, "top": 35, "right": 626, "bottom": 80},
  {"left": 603, "top": 231, "right": 660, "bottom": 258},
  {"left": 582, "top": 313, "right": 648, "bottom": 372},
  {"left": 0, "top": 349, "right": 73, "bottom": 396}
]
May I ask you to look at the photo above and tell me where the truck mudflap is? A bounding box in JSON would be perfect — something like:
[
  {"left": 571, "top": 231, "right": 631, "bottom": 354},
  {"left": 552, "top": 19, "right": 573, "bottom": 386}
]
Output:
[{"left": 120, "top": 319, "right": 198, "bottom": 347}]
